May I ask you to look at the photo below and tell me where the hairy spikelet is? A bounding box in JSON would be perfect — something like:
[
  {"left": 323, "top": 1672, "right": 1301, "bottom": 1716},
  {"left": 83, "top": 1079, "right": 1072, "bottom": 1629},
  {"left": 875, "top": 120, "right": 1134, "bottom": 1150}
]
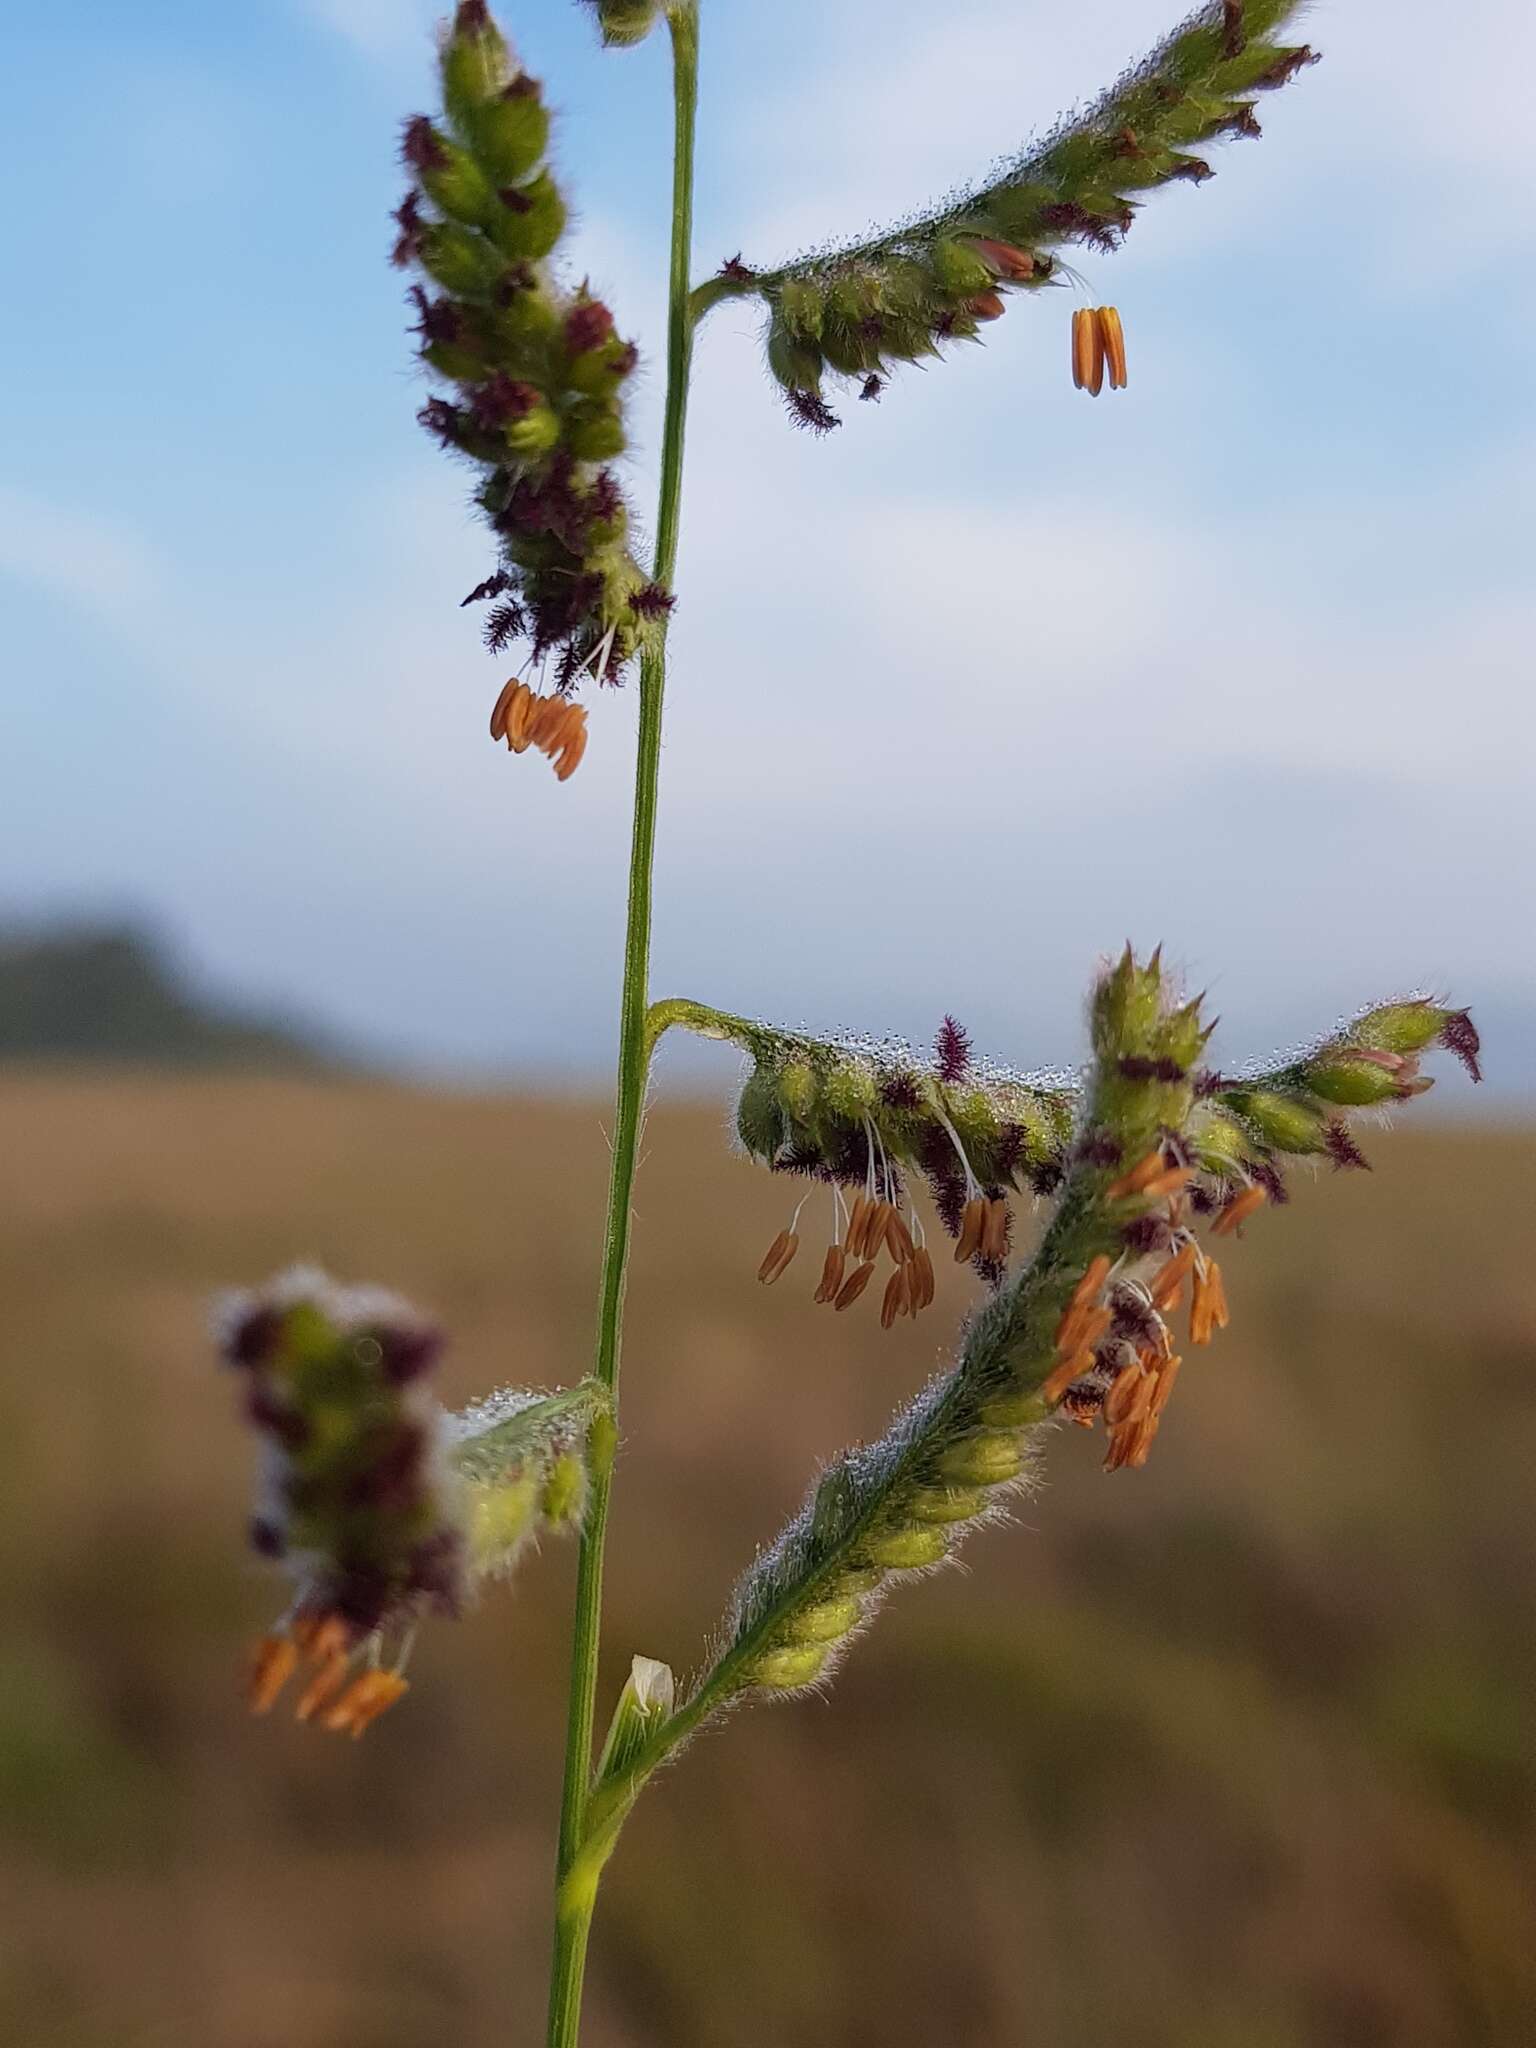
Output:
[
  {"left": 654, "top": 992, "right": 1476, "bottom": 1250},
  {"left": 696, "top": 1, "right": 1319, "bottom": 414}
]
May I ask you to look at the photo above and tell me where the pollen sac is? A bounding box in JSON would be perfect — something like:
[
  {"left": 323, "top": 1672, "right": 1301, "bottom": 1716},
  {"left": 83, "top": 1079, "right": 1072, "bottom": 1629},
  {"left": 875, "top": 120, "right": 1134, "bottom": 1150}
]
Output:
[{"left": 398, "top": 3, "right": 665, "bottom": 693}]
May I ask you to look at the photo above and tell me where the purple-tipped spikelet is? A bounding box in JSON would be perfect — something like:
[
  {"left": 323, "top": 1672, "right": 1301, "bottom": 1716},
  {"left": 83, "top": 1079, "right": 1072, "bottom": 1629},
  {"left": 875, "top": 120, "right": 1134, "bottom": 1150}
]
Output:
[
  {"left": 710, "top": 970, "right": 1474, "bottom": 1316},
  {"left": 220, "top": 1269, "right": 607, "bottom": 1736},
  {"left": 395, "top": 3, "right": 666, "bottom": 717}
]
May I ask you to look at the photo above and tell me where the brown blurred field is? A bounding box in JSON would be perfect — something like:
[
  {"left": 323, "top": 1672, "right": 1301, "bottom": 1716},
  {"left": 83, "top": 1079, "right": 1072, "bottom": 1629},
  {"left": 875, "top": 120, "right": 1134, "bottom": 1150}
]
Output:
[{"left": 1, "top": 1071, "right": 1532, "bottom": 2048}]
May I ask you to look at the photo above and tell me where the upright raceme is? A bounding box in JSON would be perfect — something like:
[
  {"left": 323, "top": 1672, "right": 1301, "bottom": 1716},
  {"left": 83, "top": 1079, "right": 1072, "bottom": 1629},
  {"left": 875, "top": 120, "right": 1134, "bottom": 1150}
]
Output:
[{"left": 395, "top": 1, "right": 670, "bottom": 736}]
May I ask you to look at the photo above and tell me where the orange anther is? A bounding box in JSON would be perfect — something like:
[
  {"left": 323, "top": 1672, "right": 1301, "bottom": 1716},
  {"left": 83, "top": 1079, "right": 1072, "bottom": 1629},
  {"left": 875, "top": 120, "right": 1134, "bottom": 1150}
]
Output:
[
  {"left": 1212, "top": 1184, "right": 1267, "bottom": 1237},
  {"left": 1105, "top": 1150, "right": 1165, "bottom": 1201},
  {"left": 954, "top": 1197, "right": 987, "bottom": 1264},
  {"left": 246, "top": 1635, "right": 299, "bottom": 1716},
  {"left": 814, "top": 1243, "right": 847, "bottom": 1305},
  {"left": 833, "top": 1261, "right": 877, "bottom": 1311},
  {"left": 756, "top": 1229, "right": 799, "bottom": 1285},
  {"left": 880, "top": 1266, "right": 909, "bottom": 1331}
]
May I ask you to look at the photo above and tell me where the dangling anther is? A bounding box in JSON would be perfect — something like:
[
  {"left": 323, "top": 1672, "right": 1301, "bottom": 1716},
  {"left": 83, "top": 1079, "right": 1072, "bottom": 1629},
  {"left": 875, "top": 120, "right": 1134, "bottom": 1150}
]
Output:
[
  {"left": 757, "top": 1228, "right": 799, "bottom": 1284},
  {"left": 246, "top": 1634, "right": 299, "bottom": 1716},
  {"left": 880, "top": 1265, "right": 909, "bottom": 1330},
  {"left": 1072, "top": 306, "right": 1105, "bottom": 394},
  {"left": 908, "top": 1237, "right": 936, "bottom": 1313},
  {"left": 954, "top": 1197, "right": 988, "bottom": 1264},
  {"left": 981, "top": 1196, "right": 1010, "bottom": 1263},
  {"left": 505, "top": 681, "right": 537, "bottom": 752},
  {"left": 1042, "top": 1349, "right": 1094, "bottom": 1404},
  {"left": 886, "top": 1210, "right": 916, "bottom": 1265},
  {"left": 1098, "top": 305, "right": 1128, "bottom": 389},
  {"left": 834, "top": 1260, "right": 877, "bottom": 1311},
  {"left": 489, "top": 676, "right": 522, "bottom": 741},
  {"left": 1103, "top": 1359, "right": 1145, "bottom": 1427},
  {"left": 1189, "top": 1255, "right": 1229, "bottom": 1345},
  {"left": 1212, "top": 1183, "right": 1267, "bottom": 1236},
  {"left": 1148, "top": 1353, "right": 1182, "bottom": 1419},
  {"left": 1149, "top": 1240, "right": 1198, "bottom": 1311},
  {"left": 758, "top": 1193, "right": 809, "bottom": 1283},
  {"left": 814, "top": 1241, "right": 847, "bottom": 1304}
]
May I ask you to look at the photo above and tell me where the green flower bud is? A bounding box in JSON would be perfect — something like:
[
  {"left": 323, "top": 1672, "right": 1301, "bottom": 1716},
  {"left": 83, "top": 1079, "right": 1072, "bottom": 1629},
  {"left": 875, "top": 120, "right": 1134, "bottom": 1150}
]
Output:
[
  {"left": 737, "top": 1067, "right": 785, "bottom": 1159},
  {"left": 466, "top": 1472, "right": 539, "bottom": 1573},
  {"left": 750, "top": 1644, "right": 828, "bottom": 1690},
  {"left": 785, "top": 1596, "right": 862, "bottom": 1644},
  {"left": 932, "top": 239, "right": 1001, "bottom": 295},
  {"left": 1236, "top": 1091, "right": 1330, "bottom": 1153},
  {"left": 865, "top": 1526, "right": 948, "bottom": 1570},
  {"left": 582, "top": 0, "right": 662, "bottom": 48},
  {"left": 491, "top": 283, "right": 561, "bottom": 356},
  {"left": 908, "top": 1485, "right": 987, "bottom": 1525},
  {"left": 766, "top": 316, "right": 825, "bottom": 394},
  {"left": 486, "top": 171, "right": 566, "bottom": 260},
  {"left": 1190, "top": 1106, "right": 1250, "bottom": 1173},
  {"left": 1349, "top": 1000, "right": 1445, "bottom": 1056},
  {"left": 823, "top": 1059, "right": 877, "bottom": 1123},
  {"left": 1092, "top": 946, "right": 1165, "bottom": 1058},
  {"left": 472, "top": 84, "right": 552, "bottom": 187},
  {"left": 778, "top": 1059, "right": 818, "bottom": 1124},
  {"left": 419, "top": 135, "right": 498, "bottom": 228},
  {"left": 936, "top": 1432, "right": 1021, "bottom": 1487},
  {"left": 440, "top": 4, "right": 513, "bottom": 130},
  {"left": 506, "top": 404, "right": 561, "bottom": 457},
  {"left": 1303, "top": 1056, "right": 1407, "bottom": 1107},
  {"left": 977, "top": 1389, "right": 1047, "bottom": 1430},
  {"left": 567, "top": 336, "right": 636, "bottom": 401},
  {"left": 563, "top": 405, "right": 627, "bottom": 462},
  {"left": 422, "top": 338, "right": 491, "bottom": 384},
  {"left": 416, "top": 220, "right": 507, "bottom": 297},
  {"left": 777, "top": 278, "right": 825, "bottom": 340},
  {"left": 951, "top": 1086, "right": 1002, "bottom": 1148},
  {"left": 541, "top": 1449, "right": 588, "bottom": 1528}
]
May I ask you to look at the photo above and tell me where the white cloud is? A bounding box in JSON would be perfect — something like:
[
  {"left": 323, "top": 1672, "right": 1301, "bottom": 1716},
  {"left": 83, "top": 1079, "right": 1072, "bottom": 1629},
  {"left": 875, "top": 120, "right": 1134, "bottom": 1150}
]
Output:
[
  {"left": 302, "top": 0, "right": 440, "bottom": 64},
  {"left": 0, "top": 489, "right": 166, "bottom": 619}
]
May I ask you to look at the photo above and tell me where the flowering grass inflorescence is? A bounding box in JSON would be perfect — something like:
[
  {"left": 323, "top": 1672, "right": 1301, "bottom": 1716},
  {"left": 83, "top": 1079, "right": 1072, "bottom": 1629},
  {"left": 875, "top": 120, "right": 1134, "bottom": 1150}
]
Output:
[
  {"left": 213, "top": 5, "right": 1480, "bottom": 2042},
  {"left": 693, "top": 0, "right": 1318, "bottom": 425},
  {"left": 395, "top": 2, "right": 672, "bottom": 743},
  {"left": 219, "top": 1268, "right": 605, "bottom": 1736}
]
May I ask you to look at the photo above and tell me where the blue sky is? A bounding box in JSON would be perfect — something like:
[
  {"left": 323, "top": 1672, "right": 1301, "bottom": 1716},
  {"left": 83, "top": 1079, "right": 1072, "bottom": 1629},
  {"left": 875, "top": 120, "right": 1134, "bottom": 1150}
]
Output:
[{"left": 3, "top": 0, "right": 1531, "bottom": 1097}]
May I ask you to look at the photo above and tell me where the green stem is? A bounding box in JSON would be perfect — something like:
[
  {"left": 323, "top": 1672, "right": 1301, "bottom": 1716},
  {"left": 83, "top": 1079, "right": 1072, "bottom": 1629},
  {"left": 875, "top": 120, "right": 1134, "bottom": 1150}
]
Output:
[{"left": 546, "top": 9, "right": 700, "bottom": 2046}]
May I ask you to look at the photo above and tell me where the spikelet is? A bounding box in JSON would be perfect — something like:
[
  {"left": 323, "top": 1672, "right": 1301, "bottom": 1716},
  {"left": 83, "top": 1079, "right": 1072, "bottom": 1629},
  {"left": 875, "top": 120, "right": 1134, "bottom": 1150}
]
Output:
[{"left": 216, "top": 1271, "right": 609, "bottom": 1734}]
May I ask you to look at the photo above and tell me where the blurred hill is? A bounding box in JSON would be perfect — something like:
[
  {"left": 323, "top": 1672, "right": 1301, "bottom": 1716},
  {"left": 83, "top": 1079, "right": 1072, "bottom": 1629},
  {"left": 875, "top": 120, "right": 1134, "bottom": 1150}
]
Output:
[{"left": 0, "top": 925, "right": 342, "bottom": 1070}]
